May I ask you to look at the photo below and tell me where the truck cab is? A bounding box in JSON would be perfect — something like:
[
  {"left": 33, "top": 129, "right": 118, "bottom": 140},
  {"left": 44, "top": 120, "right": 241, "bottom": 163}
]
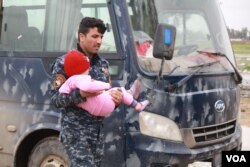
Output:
[{"left": 0, "top": 0, "right": 242, "bottom": 167}]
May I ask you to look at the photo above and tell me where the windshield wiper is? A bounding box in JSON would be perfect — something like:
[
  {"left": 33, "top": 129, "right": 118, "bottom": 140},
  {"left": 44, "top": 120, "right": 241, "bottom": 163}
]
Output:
[
  {"left": 197, "top": 50, "right": 242, "bottom": 84},
  {"left": 188, "top": 60, "right": 220, "bottom": 68},
  {"left": 165, "top": 60, "right": 219, "bottom": 92}
]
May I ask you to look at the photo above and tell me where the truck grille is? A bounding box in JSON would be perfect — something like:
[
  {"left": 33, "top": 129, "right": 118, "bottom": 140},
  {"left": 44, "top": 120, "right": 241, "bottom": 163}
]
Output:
[{"left": 181, "top": 119, "right": 236, "bottom": 148}]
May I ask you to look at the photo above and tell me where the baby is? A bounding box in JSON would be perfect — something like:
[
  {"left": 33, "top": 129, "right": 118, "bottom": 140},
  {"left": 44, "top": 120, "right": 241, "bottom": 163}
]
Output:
[{"left": 59, "top": 50, "right": 149, "bottom": 117}]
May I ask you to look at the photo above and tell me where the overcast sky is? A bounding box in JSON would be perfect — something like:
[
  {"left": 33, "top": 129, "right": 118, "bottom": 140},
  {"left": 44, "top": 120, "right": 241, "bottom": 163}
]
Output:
[{"left": 219, "top": 0, "right": 250, "bottom": 30}]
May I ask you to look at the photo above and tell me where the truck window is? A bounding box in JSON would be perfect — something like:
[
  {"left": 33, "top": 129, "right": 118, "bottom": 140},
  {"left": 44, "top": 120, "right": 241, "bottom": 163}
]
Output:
[
  {"left": 0, "top": 0, "right": 116, "bottom": 53},
  {"left": 128, "top": 0, "right": 235, "bottom": 76},
  {"left": 0, "top": 0, "right": 45, "bottom": 51},
  {"left": 159, "top": 12, "right": 214, "bottom": 52}
]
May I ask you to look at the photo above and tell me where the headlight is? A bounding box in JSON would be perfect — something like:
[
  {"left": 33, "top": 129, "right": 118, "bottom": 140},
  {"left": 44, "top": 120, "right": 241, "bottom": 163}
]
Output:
[{"left": 139, "top": 111, "right": 183, "bottom": 142}]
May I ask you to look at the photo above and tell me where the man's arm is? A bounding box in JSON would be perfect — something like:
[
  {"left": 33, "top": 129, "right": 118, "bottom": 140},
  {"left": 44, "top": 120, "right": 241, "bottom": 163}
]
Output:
[
  {"left": 51, "top": 89, "right": 84, "bottom": 108},
  {"left": 93, "top": 57, "right": 123, "bottom": 106},
  {"left": 103, "top": 59, "right": 123, "bottom": 106},
  {"left": 50, "top": 55, "right": 85, "bottom": 108},
  {"left": 108, "top": 75, "right": 122, "bottom": 106}
]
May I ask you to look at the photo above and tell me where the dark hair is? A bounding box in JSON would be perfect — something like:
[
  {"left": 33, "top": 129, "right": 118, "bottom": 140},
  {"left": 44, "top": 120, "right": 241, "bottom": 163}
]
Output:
[{"left": 78, "top": 17, "right": 107, "bottom": 35}]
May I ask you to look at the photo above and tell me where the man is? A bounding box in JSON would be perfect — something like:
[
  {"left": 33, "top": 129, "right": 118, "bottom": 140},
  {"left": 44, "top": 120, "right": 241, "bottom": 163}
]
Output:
[{"left": 50, "top": 17, "right": 122, "bottom": 167}]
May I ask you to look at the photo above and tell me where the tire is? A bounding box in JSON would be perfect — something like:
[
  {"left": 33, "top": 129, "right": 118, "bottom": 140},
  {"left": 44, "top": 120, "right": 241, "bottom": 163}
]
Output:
[{"left": 28, "top": 136, "right": 70, "bottom": 167}]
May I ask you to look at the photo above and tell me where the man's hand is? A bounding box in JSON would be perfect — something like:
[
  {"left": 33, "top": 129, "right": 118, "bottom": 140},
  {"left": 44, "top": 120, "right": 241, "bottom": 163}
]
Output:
[{"left": 109, "top": 88, "right": 123, "bottom": 106}]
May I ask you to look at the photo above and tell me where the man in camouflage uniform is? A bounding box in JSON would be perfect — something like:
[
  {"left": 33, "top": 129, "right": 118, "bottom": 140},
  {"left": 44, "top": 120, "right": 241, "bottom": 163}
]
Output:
[{"left": 50, "top": 17, "right": 122, "bottom": 167}]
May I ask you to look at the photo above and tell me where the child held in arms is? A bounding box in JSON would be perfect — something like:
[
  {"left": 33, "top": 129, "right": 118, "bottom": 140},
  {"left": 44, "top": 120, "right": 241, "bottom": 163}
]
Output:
[{"left": 59, "top": 50, "right": 149, "bottom": 117}]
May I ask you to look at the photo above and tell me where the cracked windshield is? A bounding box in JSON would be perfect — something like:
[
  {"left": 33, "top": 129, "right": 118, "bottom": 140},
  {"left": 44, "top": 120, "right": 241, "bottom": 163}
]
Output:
[{"left": 129, "top": 0, "right": 235, "bottom": 75}]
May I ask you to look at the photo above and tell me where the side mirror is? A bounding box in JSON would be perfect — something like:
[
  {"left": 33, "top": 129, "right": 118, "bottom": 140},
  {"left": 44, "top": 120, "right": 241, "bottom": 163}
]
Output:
[{"left": 153, "top": 24, "right": 176, "bottom": 60}]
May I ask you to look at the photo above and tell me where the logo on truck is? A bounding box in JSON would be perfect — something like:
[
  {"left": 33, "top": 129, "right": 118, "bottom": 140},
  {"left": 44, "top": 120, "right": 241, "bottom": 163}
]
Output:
[{"left": 214, "top": 100, "right": 225, "bottom": 112}]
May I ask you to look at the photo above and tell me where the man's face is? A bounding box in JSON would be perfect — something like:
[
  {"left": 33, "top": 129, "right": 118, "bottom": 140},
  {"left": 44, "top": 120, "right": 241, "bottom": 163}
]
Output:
[{"left": 79, "top": 27, "right": 103, "bottom": 57}]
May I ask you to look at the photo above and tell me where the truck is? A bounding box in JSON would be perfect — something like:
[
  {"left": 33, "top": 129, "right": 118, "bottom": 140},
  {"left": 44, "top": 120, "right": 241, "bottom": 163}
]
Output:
[{"left": 0, "top": 0, "right": 242, "bottom": 167}]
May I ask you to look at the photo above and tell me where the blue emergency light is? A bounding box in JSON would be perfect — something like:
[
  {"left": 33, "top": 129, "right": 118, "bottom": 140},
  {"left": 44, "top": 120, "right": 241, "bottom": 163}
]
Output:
[{"left": 164, "top": 29, "right": 172, "bottom": 45}]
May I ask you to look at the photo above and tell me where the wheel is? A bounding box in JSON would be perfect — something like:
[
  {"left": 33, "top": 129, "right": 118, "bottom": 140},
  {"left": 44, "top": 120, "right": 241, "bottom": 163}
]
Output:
[{"left": 28, "top": 136, "right": 70, "bottom": 167}]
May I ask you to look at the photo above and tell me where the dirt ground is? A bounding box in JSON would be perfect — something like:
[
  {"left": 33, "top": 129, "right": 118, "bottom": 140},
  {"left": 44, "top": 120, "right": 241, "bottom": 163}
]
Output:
[
  {"left": 240, "top": 97, "right": 250, "bottom": 127},
  {"left": 239, "top": 72, "right": 250, "bottom": 127}
]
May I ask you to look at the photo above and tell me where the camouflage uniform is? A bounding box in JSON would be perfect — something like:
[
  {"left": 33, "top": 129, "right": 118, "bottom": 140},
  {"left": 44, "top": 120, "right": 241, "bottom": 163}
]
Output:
[{"left": 50, "top": 44, "right": 110, "bottom": 167}]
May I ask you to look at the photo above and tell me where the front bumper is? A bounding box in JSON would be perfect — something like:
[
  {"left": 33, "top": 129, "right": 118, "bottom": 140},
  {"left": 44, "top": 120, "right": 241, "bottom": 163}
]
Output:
[{"left": 126, "top": 125, "right": 242, "bottom": 167}]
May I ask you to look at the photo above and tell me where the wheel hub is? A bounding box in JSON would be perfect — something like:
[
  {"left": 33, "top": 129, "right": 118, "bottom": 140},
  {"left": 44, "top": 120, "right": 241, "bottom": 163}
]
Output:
[{"left": 41, "top": 155, "right": 68, "bottom": 167}]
